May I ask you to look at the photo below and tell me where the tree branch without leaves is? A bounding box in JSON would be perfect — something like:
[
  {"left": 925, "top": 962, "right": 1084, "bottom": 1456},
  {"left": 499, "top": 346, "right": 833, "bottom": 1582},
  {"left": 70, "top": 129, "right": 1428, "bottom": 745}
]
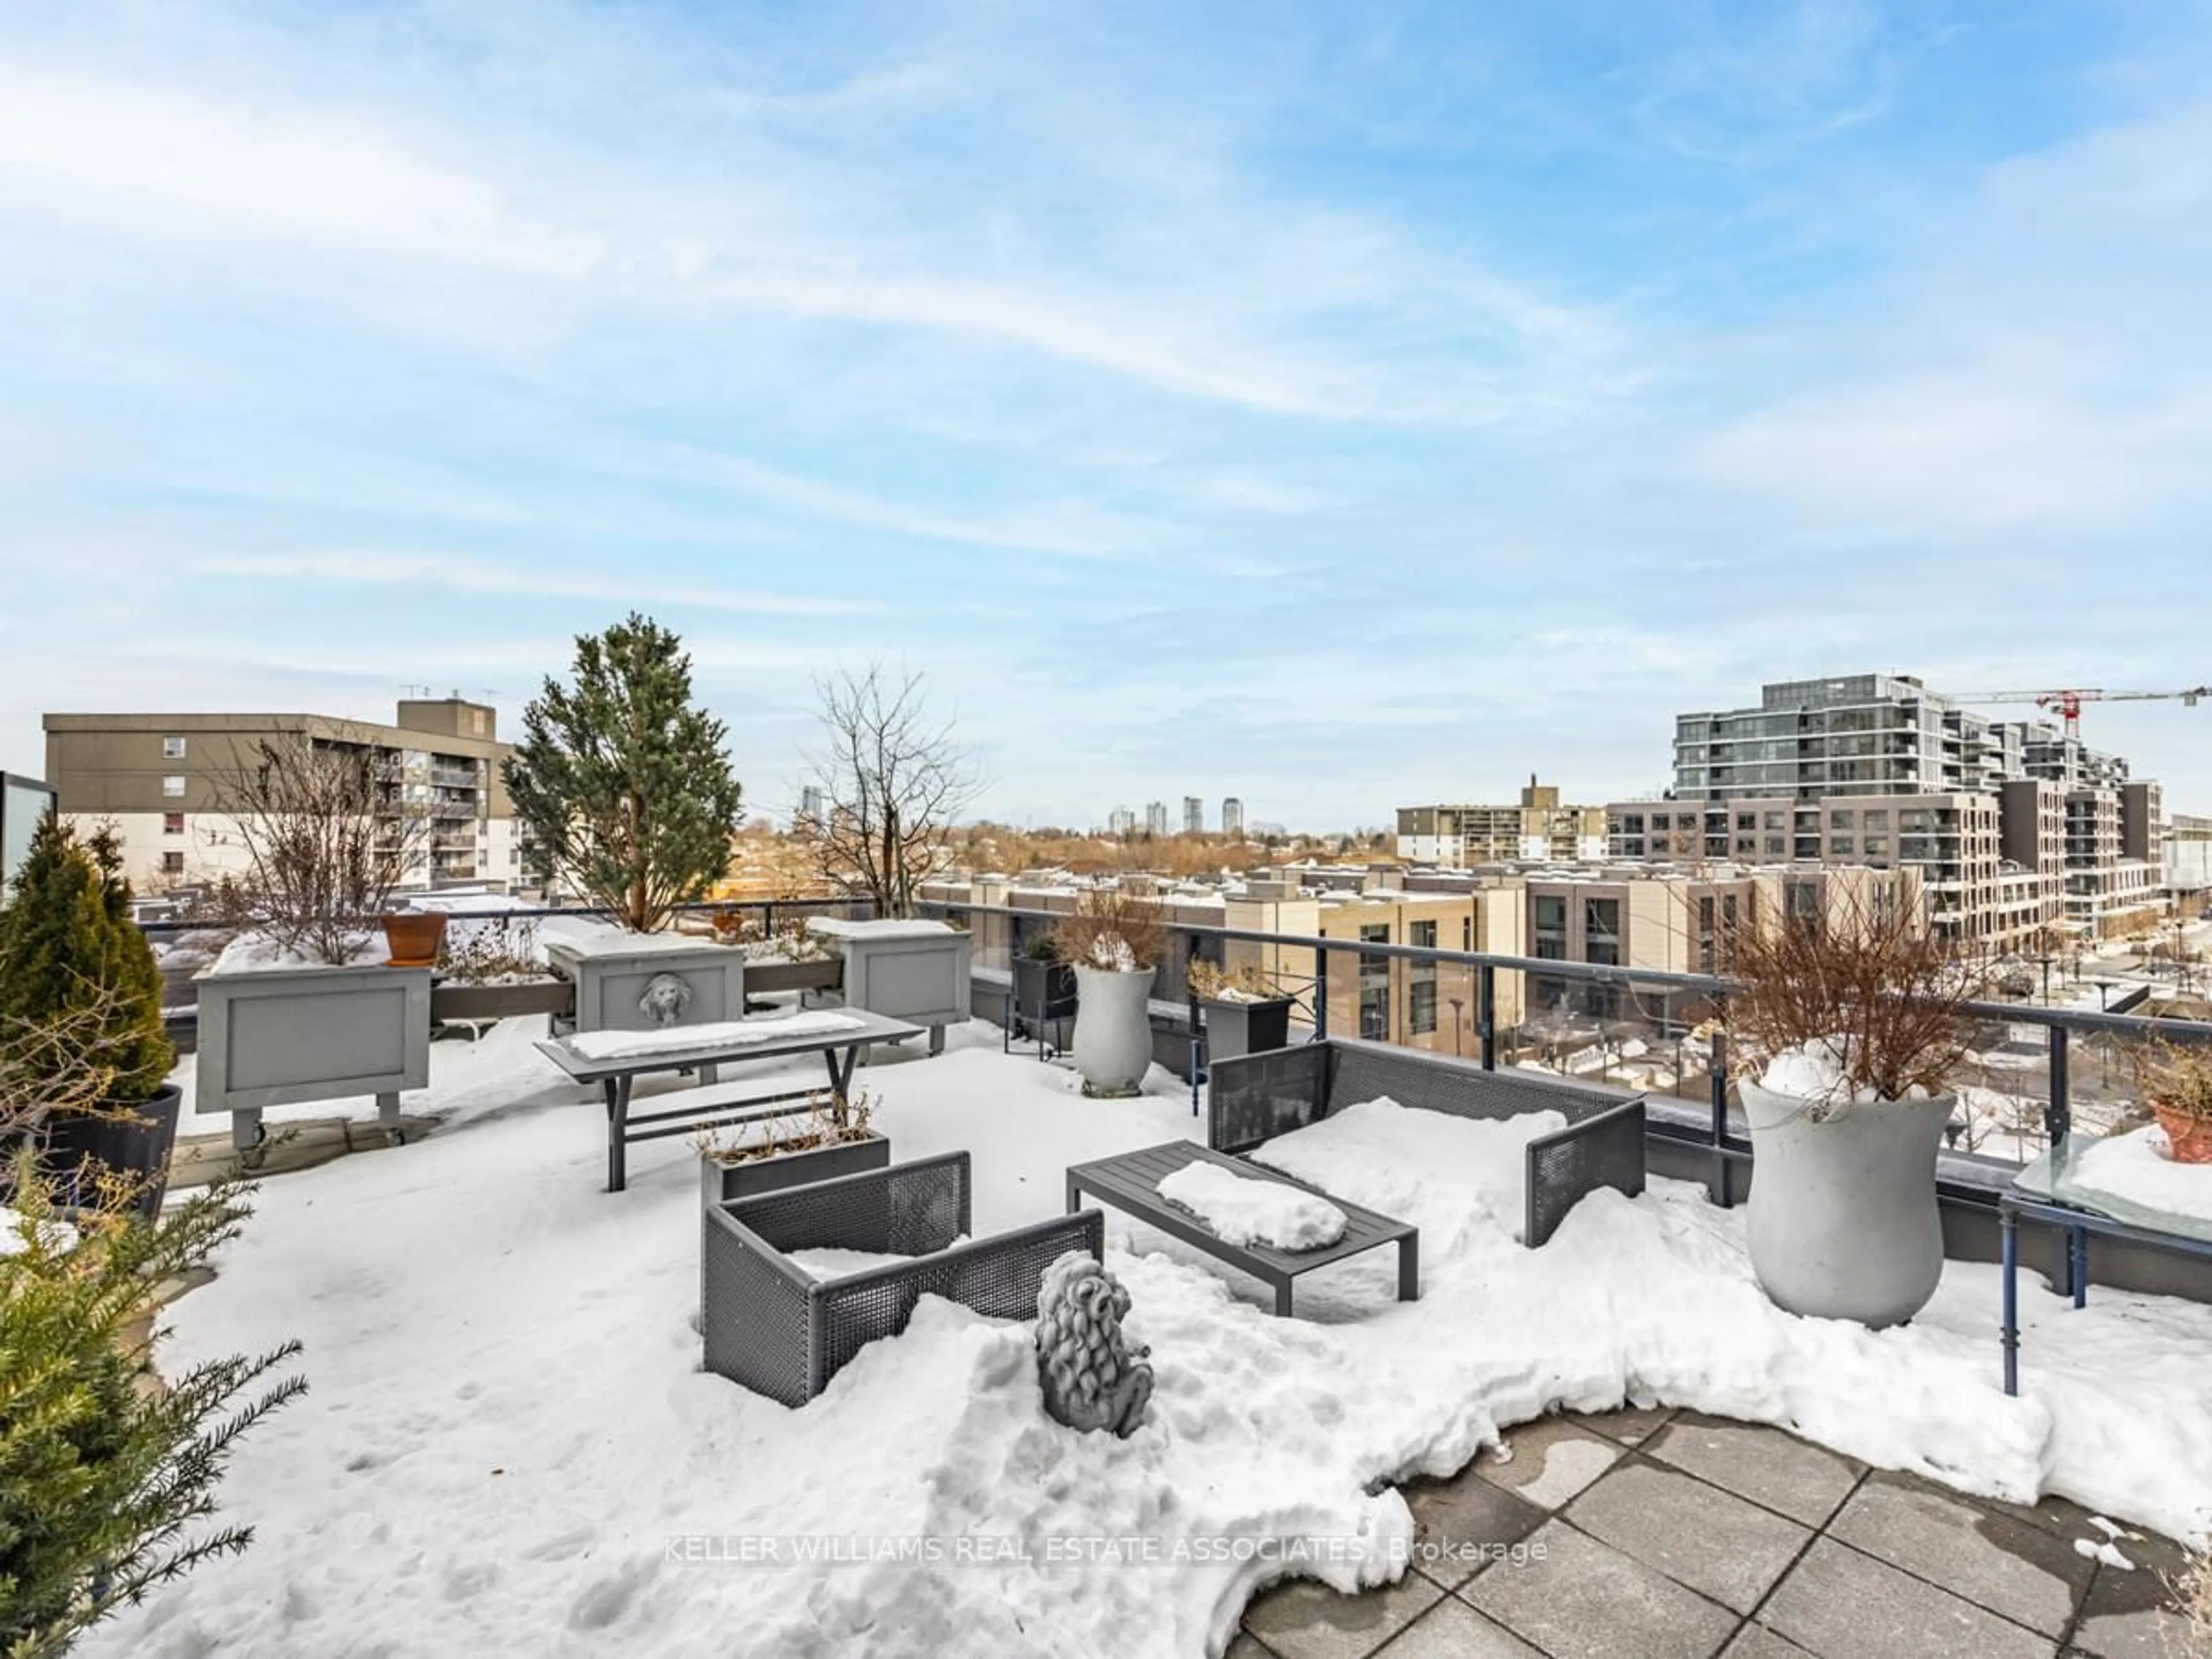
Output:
[
  {"left": 802, "top": 664, "right": 980, "bottom": 919},
  {"left": 208, "top": 727, "right": 427, "bottom": 964}
]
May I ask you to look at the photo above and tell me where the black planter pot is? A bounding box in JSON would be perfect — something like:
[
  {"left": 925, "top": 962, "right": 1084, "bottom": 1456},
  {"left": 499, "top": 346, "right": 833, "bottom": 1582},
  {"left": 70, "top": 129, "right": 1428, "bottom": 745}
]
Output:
[
  {"left": 42, "top": 1083, "right": 186, "bottom": 1221},
  {"left": 1012, "top": 957, "right": 1078, "bottom": 1022},
  {"left": 699, "top": 1130, "right": 892, "bottom": 1207},
  {"left": 1201, "top": 996, "right": 1296, "bottom": 1063}
]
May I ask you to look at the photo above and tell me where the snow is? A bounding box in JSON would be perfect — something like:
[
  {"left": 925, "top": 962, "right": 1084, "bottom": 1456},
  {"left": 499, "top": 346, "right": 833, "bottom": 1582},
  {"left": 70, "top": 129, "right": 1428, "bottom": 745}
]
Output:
[
  {"left": 1156, "top": 1162, "right": 1347, "bottom": 1250},
  {"left": 0, "top": 1205, "right": 79, "bottom": 1256},
  {"left": 2044, "top": 1126, "right": 2212, "bottom": 1230},
  {"left": 1249, "top": 1097, "right": 1566, "bottom": 1248},
  {"left": 789, "top": 1246, "right": 935, "bottom": 1280},
  {"left": 90, "top": 1022, "right": 2212, "bottom": 1659},
  {"left": 1760, "top": 1039, "right": 1935, "bottom": 1106},
  {"left": 2075, "top": 1537, "right": 2136, "bottom": 1570},
  {"left": 541, "top": 926, "right": 730, "bottom": 960},
  {"left": 805, "top": 918, "right": 960, "bottom": 941},
  {"left": 206, "top": 929, "right": 387, "bottom": 975},
  {"left": 563, "top": 1012, "right": 866, "bottom": 1062},
  {"left": 1078, "top": 935, "right": 1139, "bottom": 972}
]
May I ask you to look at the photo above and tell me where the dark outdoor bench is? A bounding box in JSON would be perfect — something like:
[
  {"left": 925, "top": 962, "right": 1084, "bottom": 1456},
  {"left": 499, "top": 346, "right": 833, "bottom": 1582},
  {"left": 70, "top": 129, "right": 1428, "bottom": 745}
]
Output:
[
  {"left": 1067, "top": 1140, "right": 1418, "bottom": 1316},
  {"left": 1209, "top": 1038, "right": 1647, "bottom": 1248},
  {"left": 704, "top": 1152, "right": 1104, "bottom": 1405}
]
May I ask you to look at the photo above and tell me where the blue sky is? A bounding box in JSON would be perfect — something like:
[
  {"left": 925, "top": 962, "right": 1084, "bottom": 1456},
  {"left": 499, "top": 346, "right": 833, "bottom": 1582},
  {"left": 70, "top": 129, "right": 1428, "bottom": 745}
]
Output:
[{"left": 4, "top": 0, "right": 2210, "bottom": 828}]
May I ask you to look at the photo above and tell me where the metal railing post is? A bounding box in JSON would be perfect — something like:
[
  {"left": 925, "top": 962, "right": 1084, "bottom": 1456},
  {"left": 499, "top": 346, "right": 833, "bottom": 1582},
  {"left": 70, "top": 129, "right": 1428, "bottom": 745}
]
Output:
[
  {"left": 1310, "top": 942, "right": 1329, "bottom": 1041},
  {"left": 2046, "top": 1025, "right": 2071, "bottom": 1149},
  {"left": 1477, "top": 964, "right": 1498, "bottom": 1071},
  {"left": 1709, "top": 1022, "right": 1734, "bottom": 1209}
]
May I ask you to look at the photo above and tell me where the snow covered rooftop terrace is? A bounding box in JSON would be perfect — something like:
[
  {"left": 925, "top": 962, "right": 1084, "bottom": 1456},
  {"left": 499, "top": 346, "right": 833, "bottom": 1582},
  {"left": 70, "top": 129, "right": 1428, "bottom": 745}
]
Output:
[{"left": 100, "top": 1019, "right": 2212, "bottom": 1658}]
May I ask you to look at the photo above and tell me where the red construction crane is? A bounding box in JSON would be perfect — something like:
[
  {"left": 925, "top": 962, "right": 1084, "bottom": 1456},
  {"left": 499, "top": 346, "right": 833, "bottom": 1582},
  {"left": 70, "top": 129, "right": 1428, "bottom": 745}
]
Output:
[{"left": 1950, "top": 685, "right": 2210, "bottom": 739}]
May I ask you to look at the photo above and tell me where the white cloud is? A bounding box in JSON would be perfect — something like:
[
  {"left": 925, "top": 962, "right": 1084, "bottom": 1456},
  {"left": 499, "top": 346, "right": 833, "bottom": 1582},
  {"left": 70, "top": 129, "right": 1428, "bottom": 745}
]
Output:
[{"left": 193, "top": 552, "right": 880, "bottom": 616}]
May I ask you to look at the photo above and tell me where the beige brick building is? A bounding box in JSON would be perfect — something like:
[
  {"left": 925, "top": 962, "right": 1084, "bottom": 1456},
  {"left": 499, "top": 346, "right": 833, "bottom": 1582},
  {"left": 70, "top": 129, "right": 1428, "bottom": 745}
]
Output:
[
  {"left": 43, "top": 698, "right": 521, "bottom": 893},
  {"left": 1397, "top": 779, "right": 1606, "bottom": 867}
]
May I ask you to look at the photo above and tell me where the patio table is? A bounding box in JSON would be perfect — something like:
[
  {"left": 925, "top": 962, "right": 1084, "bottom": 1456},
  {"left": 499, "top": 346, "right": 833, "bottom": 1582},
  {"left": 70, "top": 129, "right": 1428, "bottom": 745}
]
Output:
[
  {"left": 1066, "top": 1140, "right": 1418, "bottom": 1316},
  {"left": 536, "top": 1009, "right": 925, "bottom": 1192},
  {"left": 1999, "top": 1132, "right": 2212, "bottom": 1395}
]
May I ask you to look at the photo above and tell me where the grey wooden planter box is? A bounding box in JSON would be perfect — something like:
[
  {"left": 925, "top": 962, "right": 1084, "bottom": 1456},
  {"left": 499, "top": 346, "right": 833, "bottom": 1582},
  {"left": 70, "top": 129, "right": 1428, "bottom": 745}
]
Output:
[
  {"left": 196, "top": 965, "right": 432, "bottom": 1156},
  {"left": 697, "top": 1131, "right": 891, "bottom": 1207},
  {"left": 1202, "top": 996, "right": 1296, "bottom": 1063},
  {"left": 806, "top": 920, "right": 972, "bottom": 1056},
  {"left": 544, "top": 937, "right": 747, "bottom": 1035}
]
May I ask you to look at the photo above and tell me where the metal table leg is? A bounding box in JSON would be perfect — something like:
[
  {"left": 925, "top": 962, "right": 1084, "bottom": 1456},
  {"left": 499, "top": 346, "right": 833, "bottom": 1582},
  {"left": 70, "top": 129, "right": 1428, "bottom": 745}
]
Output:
[
  {"left": 2001, "top": 1207, "right": 2020, "bottom": 1396},
  {"left": 604, "top": 1076, "right": 632, "bottom": 1193},
  {"left": 2071, "top": 1225, "right": 2089, "bottom": 1309}
]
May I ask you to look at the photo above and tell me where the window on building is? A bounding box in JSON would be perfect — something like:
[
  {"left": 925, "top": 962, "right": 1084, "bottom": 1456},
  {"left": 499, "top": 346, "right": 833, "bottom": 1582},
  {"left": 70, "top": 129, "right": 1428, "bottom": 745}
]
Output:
[
  {"left": 1864, "top": 809, "right": 1890, "bottom": 830},
  {"left": 1864, "top": 836, "right": 1889, "bottom": 856},
  {"left": 162, "top": 736, "right": 187, "bottom": 759},
  {"left": 161, "top": 851, "right": 184, "bottom": 875},
  {"left": 162, "top": 812, "right": 184, "bottom": 835},
  {"left": 1831, "top": 835, "right": 1854, "bottom": 855},
  {"left": 1830, "top": 809, "right": 1855, "bottom": 828},
  {"left": 1763, "top": 810, "right": 1785, "bottom": 831},
  {"left": 1584, "top": 897, "right": 1621, "bottom": 967},
  {"left": 1408, "top": 980, "right": 1437, "bottom": 1035},
  {"left": 1765, "top": 836, "right": 1787, "bottom": 855},
  {"left": 1736, "top": 812, "right": 1757, "bottom": 830},
  {"left": 1358, "top": 923, "right": 1391, "bottom": 1041},
  {"left": 1697, "top": 895, "right": 1716, "bottom": 972},
  {"left": 162, "top": 775, "right": 186, "bottom": 798}
]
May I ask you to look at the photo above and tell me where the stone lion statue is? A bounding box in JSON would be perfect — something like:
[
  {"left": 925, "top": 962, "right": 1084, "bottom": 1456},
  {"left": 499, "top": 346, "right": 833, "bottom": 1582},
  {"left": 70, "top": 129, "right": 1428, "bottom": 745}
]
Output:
[
  {"left": 1035, "top": 1252, "right": 1152, "bottom": 1438},
  {"left": 637, "top": 972, "right": 692, "bottom": 1029}
]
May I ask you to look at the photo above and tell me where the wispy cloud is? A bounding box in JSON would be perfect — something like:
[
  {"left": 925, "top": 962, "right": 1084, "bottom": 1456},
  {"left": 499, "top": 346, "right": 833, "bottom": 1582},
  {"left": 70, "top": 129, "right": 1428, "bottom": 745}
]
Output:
[{"left": 194, "top": 552, "right": 880, "bottom": 616}]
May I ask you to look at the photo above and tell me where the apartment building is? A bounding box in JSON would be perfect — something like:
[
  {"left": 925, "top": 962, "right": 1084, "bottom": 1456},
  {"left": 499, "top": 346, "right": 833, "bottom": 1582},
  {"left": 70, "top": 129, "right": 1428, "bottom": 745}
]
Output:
[
  {"left": 1615, "top": 673, "right": 2170, "bottom": 947},
  {"left": 43, "top": 698, "right": 521, "bottom": 893},
  {"left": 1145, "top": 801, "right": 1168, "bottom": 838},
  {"left": 1221, "top": 798, "right": 1245, "bottom": 837},
  {"left": 1410, "top": 861, "right": 1925, "bottom": 1025},
  {"left": 1397, "top": 779, "right": 1607, "bottom": 867},
  {"left": 1183, "top": 796, "right": 1204, "bottom": 834},
  {"left": 2169, "top": 815, "right": 2212, "bottom": 916}
]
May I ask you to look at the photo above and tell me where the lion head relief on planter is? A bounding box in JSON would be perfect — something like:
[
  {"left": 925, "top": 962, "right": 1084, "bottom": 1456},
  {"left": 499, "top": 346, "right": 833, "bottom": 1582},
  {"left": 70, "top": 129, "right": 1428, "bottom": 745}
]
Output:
[{"left": 638, "top": 972, "right": 693, "bottom": 1029}]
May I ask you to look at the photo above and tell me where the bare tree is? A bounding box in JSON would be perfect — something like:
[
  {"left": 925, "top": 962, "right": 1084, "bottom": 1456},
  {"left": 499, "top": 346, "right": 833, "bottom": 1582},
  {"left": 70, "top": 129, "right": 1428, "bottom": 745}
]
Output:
[
  {"left": 802, "top": 664, "right": 980, "bottom": 918},
  {"left": 209, "top": 727, "right": 427, "bottom": 963}
]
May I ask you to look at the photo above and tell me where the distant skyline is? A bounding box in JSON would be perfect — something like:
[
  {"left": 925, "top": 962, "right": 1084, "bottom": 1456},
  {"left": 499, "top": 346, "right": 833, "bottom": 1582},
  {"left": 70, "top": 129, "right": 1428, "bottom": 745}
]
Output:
[{"left": 5, "top": 1, "right": 2210, "bottom": 825}]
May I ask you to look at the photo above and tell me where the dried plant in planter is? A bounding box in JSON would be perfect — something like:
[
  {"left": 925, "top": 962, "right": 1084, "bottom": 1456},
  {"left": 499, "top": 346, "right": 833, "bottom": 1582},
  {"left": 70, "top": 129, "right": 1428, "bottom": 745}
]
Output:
[
  {"left": 1722, "top": 896, "right": 1984, "bottom": 1111},
  {"left": 1054, "top": 890, "right": 1168, "bottom": 974},
  {"left": 435, "top": 915, "right": 543, "bottom": 985},
  {"left": 693, "top": 1088, "right": 876, "bottom": 1164},
  {"left": 2134, "top": 1039, "right": 2212, "bottom": 1164},
  {"left": 1186, "top": 959, "right": 1281, "bottom": 1003}
]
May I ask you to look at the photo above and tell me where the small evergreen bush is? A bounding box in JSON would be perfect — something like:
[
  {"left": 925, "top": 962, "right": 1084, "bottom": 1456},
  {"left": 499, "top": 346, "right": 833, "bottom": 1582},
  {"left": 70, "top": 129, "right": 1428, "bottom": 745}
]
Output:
[{"left": 0, "top": 815, "right": 171, "bottom": 1108}]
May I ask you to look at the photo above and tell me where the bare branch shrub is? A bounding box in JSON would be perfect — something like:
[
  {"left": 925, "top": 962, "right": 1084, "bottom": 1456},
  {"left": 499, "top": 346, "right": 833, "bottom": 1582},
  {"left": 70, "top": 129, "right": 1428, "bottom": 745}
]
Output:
[
  {"left": 1055, "top": 889, "right": 1168, "bottom": 973},
  {"left": 1187, "top": 959, "right": 1280, "bottom": 1001},
  {"left": 692, "top": 1086, "right": 876, "bottom": 1160},
  {"left": 1723, "top": 889, "right": 1984, "bottom": 1105},
  {"left": 804, "top": 663, "right": 981, "bottom": 919},
  {"left": 2135, "top": 1039, "right": 2212, "bottom": 1124},
  {"left": 434, "top": 915, "right": 543, "bottom": 985},
  {"left": 0, "top": 987, "right": 162, "bottom": 1146},
  {"left": 210, "top": 727, "right": 426, "bottom": 963}
]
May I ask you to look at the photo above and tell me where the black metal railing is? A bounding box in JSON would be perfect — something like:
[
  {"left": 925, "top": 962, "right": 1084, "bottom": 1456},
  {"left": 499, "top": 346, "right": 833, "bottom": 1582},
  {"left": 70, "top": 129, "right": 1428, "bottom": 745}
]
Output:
[{"left": 920, "top": 898, "right": 2212, "bottom": 1191}]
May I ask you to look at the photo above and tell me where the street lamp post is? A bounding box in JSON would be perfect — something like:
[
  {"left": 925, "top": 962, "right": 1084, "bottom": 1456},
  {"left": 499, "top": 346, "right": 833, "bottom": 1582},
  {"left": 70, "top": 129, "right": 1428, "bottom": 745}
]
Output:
[{"left": 1447, "top": 996, "right": 1465, "bottom": 1058}]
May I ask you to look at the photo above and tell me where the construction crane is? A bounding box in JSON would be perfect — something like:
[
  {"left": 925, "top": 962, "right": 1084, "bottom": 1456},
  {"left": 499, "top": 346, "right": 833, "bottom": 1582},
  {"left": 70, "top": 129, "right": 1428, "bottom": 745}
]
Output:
[{"left": 1950, "top": 685, "right": 2210, "bottom": 740}]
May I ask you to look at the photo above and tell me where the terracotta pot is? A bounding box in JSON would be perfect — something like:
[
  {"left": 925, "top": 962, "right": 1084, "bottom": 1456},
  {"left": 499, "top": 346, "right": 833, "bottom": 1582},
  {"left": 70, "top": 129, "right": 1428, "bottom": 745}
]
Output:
[
  {"left": 2151, "top": 1102, "right": 2212, "bottom": 1165},
  {"left": 381, "top": 912, "right": 448, "bottom": 968}
]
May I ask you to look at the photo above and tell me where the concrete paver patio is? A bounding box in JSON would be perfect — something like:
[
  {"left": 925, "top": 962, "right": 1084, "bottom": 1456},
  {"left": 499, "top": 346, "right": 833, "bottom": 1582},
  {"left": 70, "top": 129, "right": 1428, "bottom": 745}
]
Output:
[{"left": 1236, "top": 1407, "right": 2203, "bottom": 1659}]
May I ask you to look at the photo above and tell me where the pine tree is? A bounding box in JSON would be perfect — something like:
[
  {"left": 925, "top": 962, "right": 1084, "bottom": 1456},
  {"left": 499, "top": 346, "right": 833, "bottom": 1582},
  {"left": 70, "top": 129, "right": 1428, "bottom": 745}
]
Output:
[
  {"left": 0, "top": 1166, "right": 306, "bottom": 1655},
  {"left": 0, "top": 814, "right": 171, "bottom": 1107},
  {"left": 502, "top": 614, "right": 745, "bottom": 933}
]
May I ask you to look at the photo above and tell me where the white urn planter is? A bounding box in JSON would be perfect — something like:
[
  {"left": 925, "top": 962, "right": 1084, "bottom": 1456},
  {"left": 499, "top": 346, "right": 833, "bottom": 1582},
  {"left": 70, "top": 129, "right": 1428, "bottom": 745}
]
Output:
[
  {"left": 1072, "top": 965, "right": 1156, "bottom": 1097},
  {"left": 1740, "top": 1078, "right": 1955, "bottom": 1328}
]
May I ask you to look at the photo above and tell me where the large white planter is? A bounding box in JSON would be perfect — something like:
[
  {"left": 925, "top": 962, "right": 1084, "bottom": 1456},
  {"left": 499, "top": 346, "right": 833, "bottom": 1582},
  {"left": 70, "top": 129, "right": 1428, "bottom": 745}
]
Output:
[
  {"left": 1740, "top": 1078, "right": 1955, "bottom": 1328},
  {"left": 1072, "top": 965, "right": 1156, "bottom": 1098}
]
